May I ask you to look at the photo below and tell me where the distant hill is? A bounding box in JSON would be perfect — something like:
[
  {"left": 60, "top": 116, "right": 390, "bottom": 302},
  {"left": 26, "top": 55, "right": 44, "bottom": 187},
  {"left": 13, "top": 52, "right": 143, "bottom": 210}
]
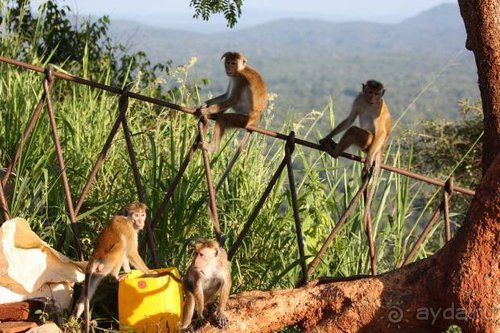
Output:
[{"left": 108, "top": 3, "right": 479, "bottom": 127}]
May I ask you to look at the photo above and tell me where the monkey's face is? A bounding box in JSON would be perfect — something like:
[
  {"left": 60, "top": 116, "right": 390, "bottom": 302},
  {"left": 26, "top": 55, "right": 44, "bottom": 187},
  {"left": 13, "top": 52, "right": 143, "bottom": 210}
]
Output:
[
  {"left": 224, "top": 56, "right": 246, "bottom": 77},
  {"left": 224, "top": 58, "right": 240, "bottom": 77},
  {"left": 363, "top": 87, "right": 384, "bottom": 105},
  {"left": 128, "top": 210, "right": 146, "bottom": 230},
  {"left": 193, "top": 247, "right": 218, "bottom": 270}
]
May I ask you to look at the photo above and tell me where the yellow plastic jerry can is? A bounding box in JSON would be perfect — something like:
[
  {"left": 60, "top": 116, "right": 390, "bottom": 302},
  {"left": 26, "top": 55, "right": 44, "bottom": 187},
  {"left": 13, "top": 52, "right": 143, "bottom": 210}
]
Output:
[{"left": 118, "top": 267, "right": 183, "bottom": 333}]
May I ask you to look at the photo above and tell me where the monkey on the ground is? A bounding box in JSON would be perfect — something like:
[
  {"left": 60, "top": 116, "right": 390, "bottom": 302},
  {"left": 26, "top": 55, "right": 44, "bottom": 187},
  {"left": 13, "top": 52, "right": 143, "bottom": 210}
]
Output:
[
  {"left": 319, "top": 79, "right": 391, "bottom": 169},
  {"left": 181, "top": 239, "right": 231, "bottom": 332},
  {"left": 197, "top": 51, "right": 268, "bottom": 152},
  {"left": 72, "top": 202, "right": 154, "bottom": 319}
]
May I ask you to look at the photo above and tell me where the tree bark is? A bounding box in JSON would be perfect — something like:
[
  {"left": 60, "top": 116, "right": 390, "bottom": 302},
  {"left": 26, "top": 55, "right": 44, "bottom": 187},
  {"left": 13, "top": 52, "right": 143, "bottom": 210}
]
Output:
[
  {"left": 458, "top": 0, "right": 500, "bottom": 173},
  {"left": 195, "top": 1, "right": 500, "bottom": 332}
]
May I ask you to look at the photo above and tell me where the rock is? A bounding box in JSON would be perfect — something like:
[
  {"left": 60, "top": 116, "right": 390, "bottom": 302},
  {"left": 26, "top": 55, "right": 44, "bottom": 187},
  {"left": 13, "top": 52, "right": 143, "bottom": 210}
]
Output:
[
  {"left": 0, "top": 321, "right": 37, "bottom": 333},
  {"left": 26, "top": 322, "right": 61, "bottom": 333},
  {"left": 0, "top": 302, "right": 29, "bottom": 321}
]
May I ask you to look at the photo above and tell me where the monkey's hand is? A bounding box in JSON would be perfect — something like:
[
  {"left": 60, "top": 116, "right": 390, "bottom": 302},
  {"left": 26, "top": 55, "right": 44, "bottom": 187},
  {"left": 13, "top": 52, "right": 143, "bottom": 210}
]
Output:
[
  {"left": 142, "top": 270, "right": 159, "bottom": 278},
  {"left": 196, "top": 104, "right": 210, "bottom": 116},
  {"left": 213, "top": 311, "right": 229, "bottom": 328},
  {"left": 117, "top": 273, "right": 129, "bottom": 281}
]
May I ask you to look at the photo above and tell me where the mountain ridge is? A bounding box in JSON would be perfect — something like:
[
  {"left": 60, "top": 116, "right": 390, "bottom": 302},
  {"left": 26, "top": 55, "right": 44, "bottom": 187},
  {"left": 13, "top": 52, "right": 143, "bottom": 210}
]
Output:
[{"left": 108, "top": 3, "right": 478, "bottom": 125}]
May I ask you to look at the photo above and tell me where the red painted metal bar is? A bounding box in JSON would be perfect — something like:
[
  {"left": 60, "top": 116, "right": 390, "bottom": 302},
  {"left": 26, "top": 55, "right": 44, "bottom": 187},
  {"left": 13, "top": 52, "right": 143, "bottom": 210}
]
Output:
[
  {"left": 362, "top": 165, "right": 377, "bottom": 275},
  {"left": 43, "top": 67, "right": 84, "bottom": 260},
  {"left": 306, "top": 169, "right": 373, "bottom": 276},
  {"left": 198, "top": 118, "right": 222, "bottom": 243},
  {"left": 444, "top": 177, "right": 454, "bottom": 242},
  {"left": 0, "top": 181, "right": 10, "bottom": 222},
  {"left": 285, "top": 132, "right": 308, "bottom": 285},
  {"left": 120, "top": 91, "right": 159, "bottom": 268},
  {"left": 363, "top": 187, "right": 377, "bottom": 275}
]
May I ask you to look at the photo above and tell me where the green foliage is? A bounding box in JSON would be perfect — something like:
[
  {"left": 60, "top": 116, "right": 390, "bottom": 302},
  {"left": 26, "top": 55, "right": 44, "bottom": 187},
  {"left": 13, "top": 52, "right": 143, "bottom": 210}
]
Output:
[
  {"left": 400, "top": 100, "right": 482, "bottom": 190},
  {"left": 0, "top": 0, "right": 174, "bottom": 90},
  {"left": 445, "top": 325, "right": 463, "bottom": 333},
  {"left": 190, "top": 0, "right": 242, "bottom": 28},
  {"left": 399, "top": 100, "right": 482, "bottom": 214},
  {"left": 1, "top": 0, "right": 112, "bottom": 67}
]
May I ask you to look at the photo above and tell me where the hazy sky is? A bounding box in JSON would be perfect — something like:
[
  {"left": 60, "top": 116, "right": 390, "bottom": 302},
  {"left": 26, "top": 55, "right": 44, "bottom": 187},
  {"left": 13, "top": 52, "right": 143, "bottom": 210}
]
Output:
[{"left": 35, "top": 0, "right": 458, "bottom": 31}]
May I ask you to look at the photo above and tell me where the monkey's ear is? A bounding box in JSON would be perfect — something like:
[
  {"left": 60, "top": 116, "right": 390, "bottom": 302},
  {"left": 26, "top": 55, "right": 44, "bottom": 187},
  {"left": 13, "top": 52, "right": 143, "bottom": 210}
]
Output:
[{"left": 381, "top": 89, "right": 386, "bottom": 97}]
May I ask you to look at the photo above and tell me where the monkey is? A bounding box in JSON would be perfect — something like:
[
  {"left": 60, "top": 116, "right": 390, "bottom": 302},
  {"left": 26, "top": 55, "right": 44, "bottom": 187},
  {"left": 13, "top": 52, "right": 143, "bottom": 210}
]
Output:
[
  {"left": 181, "top": 239, "right": 231, "bottom": 332},
  {"left": 319, "top": 79, "right": 391, "bottom": 169},
  {"left": 197, "top": 51, "right": 268, "bottom": 152},
  {"left": 319, "top": 80, "right": 391, "bottom": 274},
  {"left": 72, "top": 202, "right": 154, "bottom": 319}
]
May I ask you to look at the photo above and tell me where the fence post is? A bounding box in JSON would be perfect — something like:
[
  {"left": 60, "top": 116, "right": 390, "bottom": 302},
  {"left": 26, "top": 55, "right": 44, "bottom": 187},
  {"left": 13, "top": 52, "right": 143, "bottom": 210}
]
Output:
[
  {"left": 119, "top": 89, "right": 160, "bottom": 267},
  {"left": 285, "top": 131, "right": 308, "bottom": 286},
  {"left": 198, "top": 117, "right": 222, "bottom": 243},
  {"left": 0, "top": 181, "right": 9, "bottom": 223},
  {"left": 443, "top": 177, "right": 454, "bottom": 242},
  {"left": 44, "top": 66, "right": 84, "bottom": 261}
]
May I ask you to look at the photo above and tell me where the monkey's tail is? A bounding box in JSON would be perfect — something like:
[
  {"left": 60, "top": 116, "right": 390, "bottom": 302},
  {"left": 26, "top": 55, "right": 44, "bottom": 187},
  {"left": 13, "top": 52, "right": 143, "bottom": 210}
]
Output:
[{"left": 83, "top": 271, "right": 91, "bottom": 333}]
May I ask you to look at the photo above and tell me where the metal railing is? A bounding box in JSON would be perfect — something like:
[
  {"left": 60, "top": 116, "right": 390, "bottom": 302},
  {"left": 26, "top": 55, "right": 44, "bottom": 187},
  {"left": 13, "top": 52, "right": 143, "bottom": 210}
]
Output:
[{"left": 0, "top": 56, "right": 475, "bottom": 283}]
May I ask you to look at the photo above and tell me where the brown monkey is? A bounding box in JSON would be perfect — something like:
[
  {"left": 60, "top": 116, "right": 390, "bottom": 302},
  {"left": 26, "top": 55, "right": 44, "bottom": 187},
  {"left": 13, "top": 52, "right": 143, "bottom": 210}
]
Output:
[
  {"left": 319, "top": 79, "right": 391, "bottom": 168},
  {"left": 73, "top": 202, "right": 154, "bottom": 319},
  {"left": 198, "top": 51, "right": 268, "bottom": 152},
  {"left": 181, "top": 239, "right": 231, "bottom": 332},
  {"left": 319, "top": 80, "right": 391, "bottom": 274}
]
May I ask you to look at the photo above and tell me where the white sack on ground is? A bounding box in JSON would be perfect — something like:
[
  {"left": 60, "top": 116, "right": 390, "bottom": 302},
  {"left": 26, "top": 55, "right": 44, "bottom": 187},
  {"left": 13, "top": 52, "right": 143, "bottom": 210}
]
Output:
[{"left": 0, "top": 218, "right": 86, "bottom": 310}]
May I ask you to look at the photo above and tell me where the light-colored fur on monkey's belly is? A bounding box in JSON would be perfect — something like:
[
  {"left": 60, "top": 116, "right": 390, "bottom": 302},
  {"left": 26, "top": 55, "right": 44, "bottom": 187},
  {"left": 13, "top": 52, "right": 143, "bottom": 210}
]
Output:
[{"left": 233, "top": 88, "right": 251, "bottom": 115}]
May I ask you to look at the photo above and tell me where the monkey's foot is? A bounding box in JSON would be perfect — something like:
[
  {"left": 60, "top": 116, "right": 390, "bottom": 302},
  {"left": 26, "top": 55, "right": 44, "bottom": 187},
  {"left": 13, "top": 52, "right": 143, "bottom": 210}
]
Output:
[
  {"left": 191, "top": 317, "right": 208, "bottom": 331},
  {"left": 322, "top": 141, "right": 339, "bottom": 158},
  {"left": 204, "top": 302, "right": 218, "bottom": 317},
  {"left": 199, "top": 141, "right": 216, "bottom": 153},
  {"left": 213, "top": 312, "right": 229, "bottom": 328}
]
